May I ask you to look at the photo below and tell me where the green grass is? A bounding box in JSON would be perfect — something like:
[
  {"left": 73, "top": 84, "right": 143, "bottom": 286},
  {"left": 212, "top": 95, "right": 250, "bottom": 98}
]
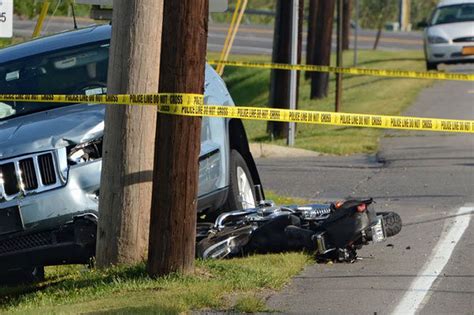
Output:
[
  {"left": 0, "top": 193, "right": 312, "bottom": 314},
  {"left": 0, "top": 39, "right": 11, "bottom": 48},
  {"left": 0, "top": 39, "right": 16, "bottom": 48},
  {"left": 265, "top": 190, "right": 311, "bottom": 205},
  {"left": 0, "top": 37, "right": 26, "bottom": 49},
  {"left": 210, "top": 50, "right": 434, "bottom": 155},
  {"left": 234, "top": 294, "right": 268, "bottom": 313},
  {"left": 0, "top": 254, "right": 311, "bottom": 314}
]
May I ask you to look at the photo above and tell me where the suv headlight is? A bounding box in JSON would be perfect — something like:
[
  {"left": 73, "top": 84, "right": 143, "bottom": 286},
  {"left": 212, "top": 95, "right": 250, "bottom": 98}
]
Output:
[
  {"left": 428, "top": 36, "right": 449, "bottom": 44},
  {"left": 67, "top": 138, "right": 103, "bottom": 165}
]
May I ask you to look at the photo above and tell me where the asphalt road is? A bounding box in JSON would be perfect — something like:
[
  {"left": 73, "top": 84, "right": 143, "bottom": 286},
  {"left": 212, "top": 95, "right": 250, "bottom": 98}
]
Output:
[
  {"left": 208, "top": 24, "right": 423, "bottom": 55},
  {"left": 12, "top": 16, "right": 423, "bottom": 55},
  {"left": 258, "top": 65, "right": 474, "bottom": 314}
]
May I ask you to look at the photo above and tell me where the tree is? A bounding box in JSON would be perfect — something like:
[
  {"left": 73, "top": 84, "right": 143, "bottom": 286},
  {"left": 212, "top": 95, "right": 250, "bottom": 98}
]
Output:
[
  {"left": 342, "top": 0, "right": 352, "bottom": 50},
  {"left": 310, "top": 0, "right": 336, "bottom": 99},
  {"left": 147, "top": 0, "right": 209, "bottom": 277},
  {"left": 366, "top": 0, "right": 398, "bottom": 50},
  {"left": 96, "top": 0, "right": 163, "bottom": 268},
  {"left": 358, "top": 0, "right": 400, "bottom": 29},
  {"left": 411, "top": 0, "right": 437, "bottom": 28},
  {"left": 306, "top": 0, "right": 319, "bottom": 80}
]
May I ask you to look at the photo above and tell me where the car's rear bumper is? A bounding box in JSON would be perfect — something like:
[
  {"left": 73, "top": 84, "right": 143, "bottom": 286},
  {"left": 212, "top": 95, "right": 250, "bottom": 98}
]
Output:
[
  {"left": 0, "top": 215, "right": 96, "bottom": 270},
  {"left": 426, "top": 42, "right": 474, "bottom": 64}
]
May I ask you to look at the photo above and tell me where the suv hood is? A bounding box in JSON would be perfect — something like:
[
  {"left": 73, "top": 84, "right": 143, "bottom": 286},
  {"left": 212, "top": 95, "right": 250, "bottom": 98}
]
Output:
[
  {"left": 0, "top": 104, "right": 105, "bottom": 160},
  {"left": 427, "top": 22, "right": 474, "bottom": 40}
]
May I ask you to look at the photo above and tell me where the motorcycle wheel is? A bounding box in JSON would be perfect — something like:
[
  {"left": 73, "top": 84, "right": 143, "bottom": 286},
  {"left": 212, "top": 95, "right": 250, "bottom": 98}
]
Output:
[
  {"left": 196, "top": 222, "right": 214, "bottom": 242},
  {"left": 378, "top": 212, "right": 402, "bottom": 237}
]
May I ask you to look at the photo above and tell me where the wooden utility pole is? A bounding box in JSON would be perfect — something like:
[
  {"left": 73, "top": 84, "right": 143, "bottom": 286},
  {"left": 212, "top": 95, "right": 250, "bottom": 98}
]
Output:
[
  {"left": 399, "top": 0, "right": 411, "bottom": 31},
  {"left": 147, "top": 0, "right": 209, "bottom": 277},
  {"left": 306, "top": 0, "right": 319, "bottom": 80},
  {"left": 268, "top": 0, "right": 291, "bottom": 139},
  {"left": 297, "top": 0, "right": 304, "bottom": 72},
  {"left": 268, "top": 0, "right": 303, "bottom": 139},
  {"left": 336, "top": 0, "right": 343, "bottom": 112},
  {"left": 342, "top": 0, "right": 352, "bottom": 50},
  {"left": 96, "top": 0, "right": 163, "bottom": 268},
  {"left": 354, "top": 0, "right": 359, "bottom": 65},
  {"left": 310, "top": 0, "right": 336, "bottom": 99}
]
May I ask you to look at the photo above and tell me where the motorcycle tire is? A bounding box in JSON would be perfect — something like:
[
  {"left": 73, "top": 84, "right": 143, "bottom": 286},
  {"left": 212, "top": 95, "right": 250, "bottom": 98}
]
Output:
[
  {"left": 196, "top": 222, "right": 214, "bottom": 242},
  {"left": 378, "top": 212, "right": 402, "bottom": 237}
]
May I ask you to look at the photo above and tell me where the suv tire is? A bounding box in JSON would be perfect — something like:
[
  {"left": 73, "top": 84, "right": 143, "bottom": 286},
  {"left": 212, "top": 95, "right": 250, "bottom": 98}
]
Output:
[
  {"left": 225, "top": 150, "right": 256, "bottom": 211},
  {"left": 0, "top": 266, "right": 45, "bottom": 286},
  {"left": 426, "top": 61, "right": 438, "bottom": 71}
]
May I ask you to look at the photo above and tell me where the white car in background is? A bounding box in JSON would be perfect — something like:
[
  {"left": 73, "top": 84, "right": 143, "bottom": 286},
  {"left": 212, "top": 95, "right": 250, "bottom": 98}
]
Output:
[{"left": 422, "top": 0, "right": 474, "bottom": 70}]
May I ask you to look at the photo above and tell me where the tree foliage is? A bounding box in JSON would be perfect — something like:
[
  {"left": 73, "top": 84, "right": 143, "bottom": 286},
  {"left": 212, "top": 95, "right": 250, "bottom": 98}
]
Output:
[
  {"left": 411, "top": 0, "right": 438, "bottom": 26},
  {"left": 359, "top": 0, "right": 398, "bottom": 29},
  {"left": 359, "top": 0, "right": 438, "bottom": 29},
  {"left": 14, "top": 0, "right": 91, "bottom": 18},
  {"left": 14, "top": 0, "right": 438, "bottom": 30}
]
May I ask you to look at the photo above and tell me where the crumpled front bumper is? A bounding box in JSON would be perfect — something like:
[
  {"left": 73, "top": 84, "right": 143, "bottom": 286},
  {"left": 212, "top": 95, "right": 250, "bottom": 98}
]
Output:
[
  {"left": 0, "top": 160, "right": 101, "bottom": 269},
  {"left": 0, "top": 215, "right": 97, "bottom": 270}
]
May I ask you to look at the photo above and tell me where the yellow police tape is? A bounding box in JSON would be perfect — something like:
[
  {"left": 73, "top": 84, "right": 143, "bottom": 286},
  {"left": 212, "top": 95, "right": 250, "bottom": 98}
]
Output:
[
  {"left": 0, "top": 94, "right": 473, "bottom": 133},
  {"left": 207, "top": 60, "right": 474, "bottom": 82}
]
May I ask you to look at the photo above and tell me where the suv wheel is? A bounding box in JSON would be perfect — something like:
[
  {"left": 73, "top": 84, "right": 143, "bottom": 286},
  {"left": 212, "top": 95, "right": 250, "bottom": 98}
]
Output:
[
  {"left": 426, "top": 61, "right": 438, "bottom": 71},
  {"left": 0, "top": 266, "right": 45, "bottom": 286},
  {"left": 225, "top": 150, "right": 256, "bottom": 211}
]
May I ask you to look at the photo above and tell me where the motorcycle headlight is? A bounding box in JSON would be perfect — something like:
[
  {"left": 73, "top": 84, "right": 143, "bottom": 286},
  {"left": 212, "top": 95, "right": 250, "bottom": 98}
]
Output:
[
  {"left": 427, "top": 36, "right": 449, "bottom": 44},
  {"left": 67, "top": 138, "right": 103, "bottom": 165}
]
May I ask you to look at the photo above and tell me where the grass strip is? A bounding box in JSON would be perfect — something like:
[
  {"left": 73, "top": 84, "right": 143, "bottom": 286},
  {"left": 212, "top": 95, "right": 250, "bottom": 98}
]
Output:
[{"left": 0, "top": 254, "right": 311, "bottom": 314}]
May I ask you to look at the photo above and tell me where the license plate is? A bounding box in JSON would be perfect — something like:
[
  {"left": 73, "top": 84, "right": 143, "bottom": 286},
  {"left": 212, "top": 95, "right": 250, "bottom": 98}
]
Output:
[
  {"left": 462, "top": 46, "right": 474, "bottom": 56},
  {"left": 371, "top": 217, "right": 386, "bottom": 243},
  {"left": 0, "top": 206, "right": 23, "bottom": 235}
]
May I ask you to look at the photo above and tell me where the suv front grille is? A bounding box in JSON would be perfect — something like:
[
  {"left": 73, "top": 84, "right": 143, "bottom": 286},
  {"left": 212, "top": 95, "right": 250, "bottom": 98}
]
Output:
[
  {"left": 0, "top": 163, "right": 18, "bottom": 195},
  {"left": 19, "top": 158, "right": 39, "bottom": 190},
  {"left": 0, "top": 152, "right": 59, "bottom": 200},
  {"left": 453, "top": 37, "right": 474, "bottom": 43},
  {"left": 38, "top": 154, "right": 57, "bottom": 185}
]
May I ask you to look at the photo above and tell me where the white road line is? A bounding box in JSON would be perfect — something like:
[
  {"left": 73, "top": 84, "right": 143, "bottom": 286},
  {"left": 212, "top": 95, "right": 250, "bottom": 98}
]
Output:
[{"left": 392, "top": 206, "right": 473, "bottom": 315}]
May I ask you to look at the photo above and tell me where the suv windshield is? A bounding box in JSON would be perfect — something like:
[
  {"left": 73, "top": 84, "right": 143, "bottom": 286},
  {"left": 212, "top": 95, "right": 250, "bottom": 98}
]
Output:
[
  {"left": 0, "top": 42, "right": 109, "bottom": 121},
  {"left": 431, "top": 4, "right": 474, "bottom": 25}
]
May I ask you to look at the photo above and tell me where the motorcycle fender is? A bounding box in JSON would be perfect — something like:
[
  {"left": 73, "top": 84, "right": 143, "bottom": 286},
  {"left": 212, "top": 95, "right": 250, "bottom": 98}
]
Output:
[{"left": 324, "top": 212, "right": 371, "bottom": 248}]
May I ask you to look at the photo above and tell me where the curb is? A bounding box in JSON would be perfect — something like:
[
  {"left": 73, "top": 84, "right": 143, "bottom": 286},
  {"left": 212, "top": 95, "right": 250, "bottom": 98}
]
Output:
[{"left": 249, "top": 143, "right": 321, "bottom": 159}]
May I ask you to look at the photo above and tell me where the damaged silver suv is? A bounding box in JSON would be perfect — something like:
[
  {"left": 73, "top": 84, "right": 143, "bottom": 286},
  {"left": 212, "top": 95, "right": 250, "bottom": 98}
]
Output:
[{"left": 0, "top": 25, "right": 261, "bottom": 282}]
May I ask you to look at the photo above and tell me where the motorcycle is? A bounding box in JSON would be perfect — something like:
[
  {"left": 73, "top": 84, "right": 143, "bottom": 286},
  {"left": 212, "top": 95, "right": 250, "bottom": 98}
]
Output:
[{"left": 197, "top": 187, "right": 402, "bottom": 262}]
